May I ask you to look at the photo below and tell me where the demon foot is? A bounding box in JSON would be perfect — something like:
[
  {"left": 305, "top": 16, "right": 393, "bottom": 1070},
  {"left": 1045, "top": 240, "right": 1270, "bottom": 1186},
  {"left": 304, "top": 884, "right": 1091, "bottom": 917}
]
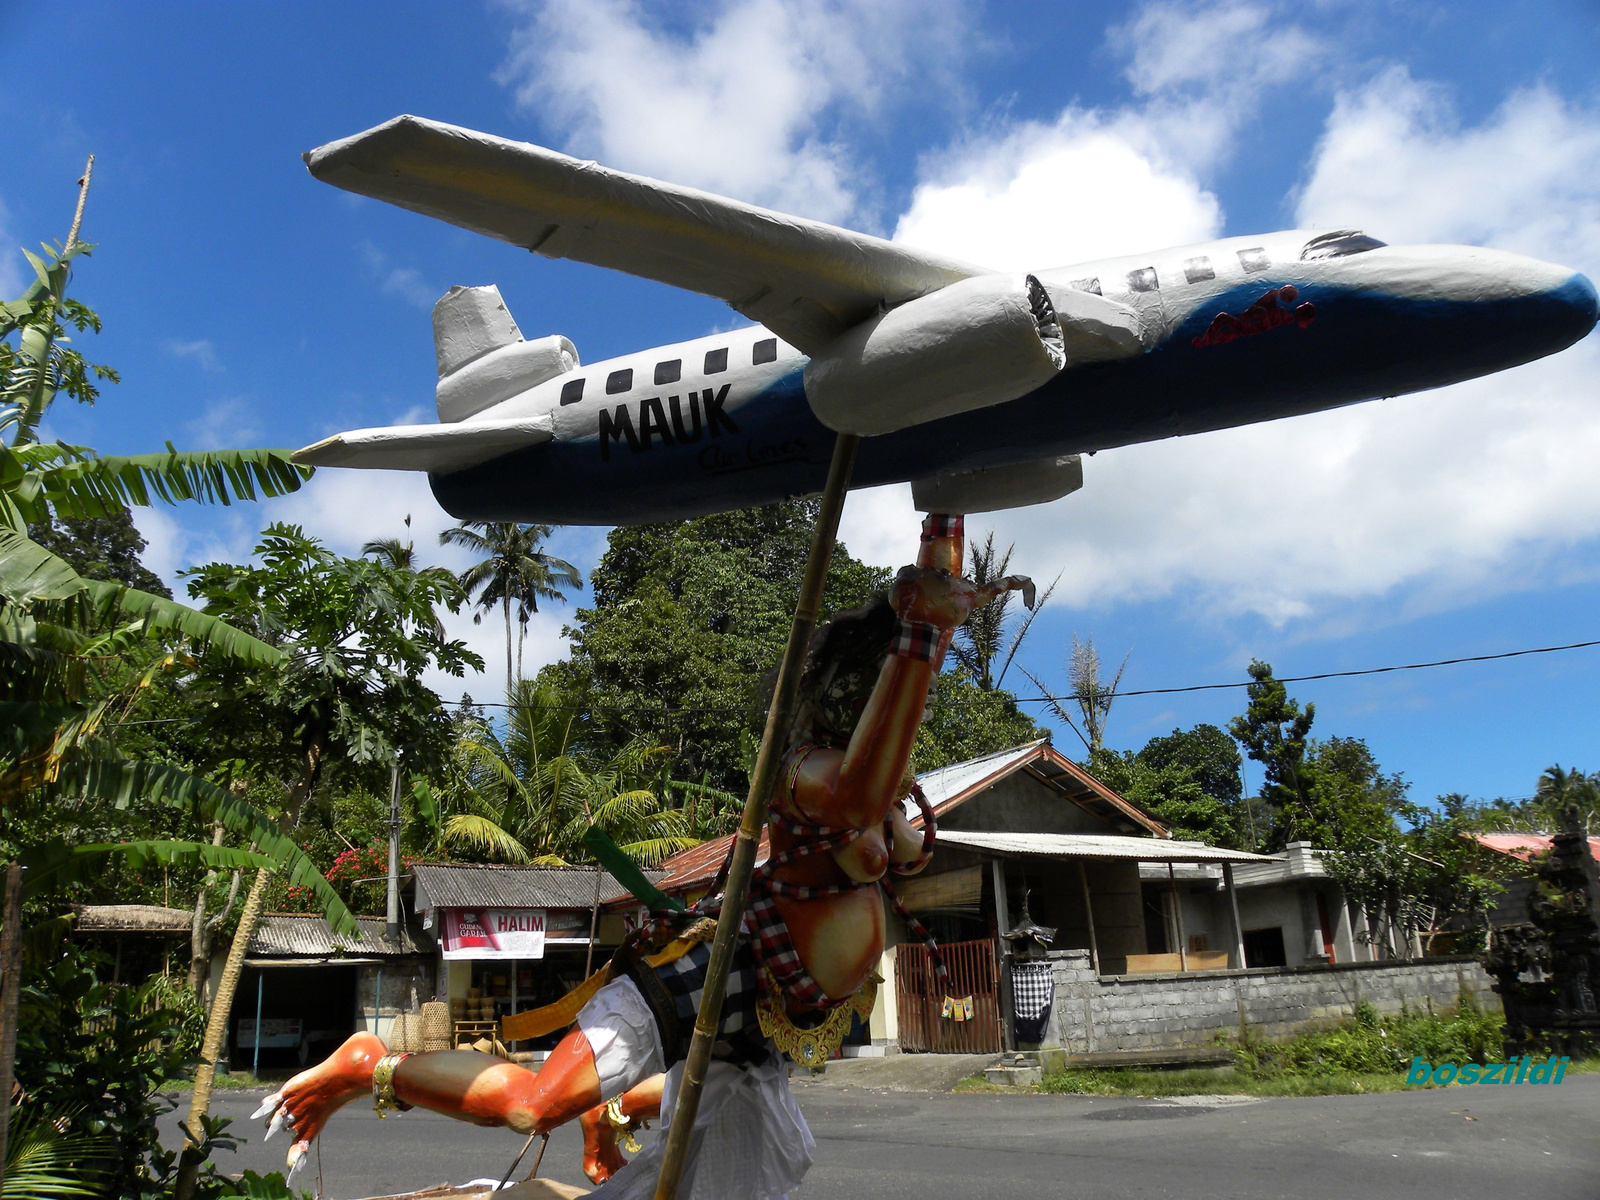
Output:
[
  {"left": 252, "top": 1031, "right": 386, "bottom": 1178},
  {"left": 579, "top": 1100, "right": 630, "bottom": 1184}
]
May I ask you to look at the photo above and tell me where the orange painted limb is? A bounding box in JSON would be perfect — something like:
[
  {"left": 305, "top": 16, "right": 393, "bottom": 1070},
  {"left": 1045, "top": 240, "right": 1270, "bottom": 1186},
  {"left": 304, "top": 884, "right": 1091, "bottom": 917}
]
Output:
[
  {"left": 394, "top": 1025, "right": 601, "bottom": 1135},
  {"left": 579, "top": 1073, "right": 665, "bottom": 1184}
]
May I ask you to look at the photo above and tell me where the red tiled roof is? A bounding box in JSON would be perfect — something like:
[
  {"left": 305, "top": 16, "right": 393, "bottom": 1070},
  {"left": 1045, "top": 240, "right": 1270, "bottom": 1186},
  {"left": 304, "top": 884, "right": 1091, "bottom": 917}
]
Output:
[{"left": 1471, "top": 832, "right": 1600, "bottom": 862}]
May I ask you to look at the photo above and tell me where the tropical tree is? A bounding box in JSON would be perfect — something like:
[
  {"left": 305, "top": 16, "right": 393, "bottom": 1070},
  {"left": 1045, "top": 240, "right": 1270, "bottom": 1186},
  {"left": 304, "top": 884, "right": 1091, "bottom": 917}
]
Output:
[
  {"left": 1024, "top": 632, "right": 1129, "bottom": 755},
  {"left": 439, "top": 682, "right": 711, "bottom": 867},
  {"left": 1532, "top": 763, "right": 1600, "bottom": 832},
  {"left": 441, "top": 520, "right": 581, "bottom": 696},
  {"left": 949, "top": 533, "right": 1056, "bottom": 691}
]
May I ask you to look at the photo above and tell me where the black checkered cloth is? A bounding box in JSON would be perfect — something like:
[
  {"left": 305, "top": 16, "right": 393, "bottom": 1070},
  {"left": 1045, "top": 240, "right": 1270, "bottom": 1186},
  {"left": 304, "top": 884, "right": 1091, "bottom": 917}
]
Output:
[
  {"left": 890, "top": 619, "right": 943, "bottom": 663},
  {"left": 1010, "top": 960, "right": 1055, "bottom": 1044},
  {"left": 626, "top": 936, "right": 773, "bottom": 1070},
  {"left": 921, "top": 513, "right": 964, "bottom": 541}
]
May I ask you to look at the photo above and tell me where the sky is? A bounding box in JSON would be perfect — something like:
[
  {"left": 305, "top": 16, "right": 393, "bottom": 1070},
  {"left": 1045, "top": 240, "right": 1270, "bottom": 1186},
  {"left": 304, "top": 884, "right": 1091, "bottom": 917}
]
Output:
[{"left": 2, "top": 0, "right": 1598, "bottom": 806}]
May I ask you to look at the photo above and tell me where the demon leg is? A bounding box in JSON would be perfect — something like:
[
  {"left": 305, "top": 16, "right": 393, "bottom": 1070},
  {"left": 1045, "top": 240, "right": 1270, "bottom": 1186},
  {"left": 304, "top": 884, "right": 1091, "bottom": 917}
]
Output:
[{"left": 578, "top": 1073, "right": 665, "bottom": 1184}]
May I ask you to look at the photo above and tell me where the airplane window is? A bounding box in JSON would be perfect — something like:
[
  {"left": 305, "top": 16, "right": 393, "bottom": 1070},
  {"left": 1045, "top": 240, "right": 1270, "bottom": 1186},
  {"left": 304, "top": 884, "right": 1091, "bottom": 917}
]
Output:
[
  {"left": 559, "top": 378, "right": 586, "bottom": 406},
  {"left": 1070, "top": 277, "right": 1102, "bottom": 295},
  {"left": 704, "top": 348, "right": 728, "bottom": 374},
  {"left": 655, "top": 359, "right": 681, "bottom": 385},
  {"left": 606, "top": 369, "right": 633, "bottom": 394},
  {"left": 753, "top": 338, "right": 778, "bottom": 365},
  {"left": 1238, "top": 247, "right": 1270, "bottom": 273},
  {"left": 1183, "top": 256, "right": 1215, "bottom": 284},
  {"left": 1301, "top": 230, "right": 1388, "bottom": 260},
  {"left": 1127, "top": 267, "right": 1159, "bottom": 293}
]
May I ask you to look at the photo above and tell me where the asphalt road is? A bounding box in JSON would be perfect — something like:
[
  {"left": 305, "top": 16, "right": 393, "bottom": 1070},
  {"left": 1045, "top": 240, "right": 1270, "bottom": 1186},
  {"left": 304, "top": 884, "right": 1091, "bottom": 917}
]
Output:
[{"left": 163, "top": 1072, "right": 1600, "bottom": 1199}]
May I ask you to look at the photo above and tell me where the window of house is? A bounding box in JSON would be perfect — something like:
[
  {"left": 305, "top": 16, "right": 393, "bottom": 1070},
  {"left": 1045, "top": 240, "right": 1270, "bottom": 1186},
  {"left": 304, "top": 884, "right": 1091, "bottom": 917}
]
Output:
[
  {"left": 1070, "top": 277, "right": 1102, "bottom": 295},
  {"left": 1238, "top": 247, "right": 1271, "bottom": 273},
  {"left": 1183, "top": 256, "right": 1215, "bottom": 284},
  {"left": 654, "top": 359, "right": 681, "bottom": 385},
  {"left": 752, "top": 338, "right": 778, "bottom": 365},
  {"left": 704, "top": 348, "right": 728, "bottom": 374},
  {"left": 605, "top": 369, "right": 633, "bottom": 395},
  {"left": 559, "top": 378, "right": 586, "bottom": 406},
  {"left": 1127, "top": 267, "right": 1159, "bottom": 293}
]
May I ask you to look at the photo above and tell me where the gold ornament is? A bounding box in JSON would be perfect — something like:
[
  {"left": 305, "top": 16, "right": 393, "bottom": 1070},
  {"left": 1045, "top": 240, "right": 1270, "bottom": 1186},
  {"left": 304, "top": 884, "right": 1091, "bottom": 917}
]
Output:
[
  {"left": 371, "top": 1053, "right": 412, "bottom": 1116},
  {"left": 756, "top": 972, "right": 880, "bottom": 1069}
]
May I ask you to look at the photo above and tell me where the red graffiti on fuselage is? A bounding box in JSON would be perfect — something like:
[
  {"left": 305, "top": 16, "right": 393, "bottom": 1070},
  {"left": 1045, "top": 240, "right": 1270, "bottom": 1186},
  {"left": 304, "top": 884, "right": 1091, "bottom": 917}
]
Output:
[{"left": 1192, "top": 285, "right": 1317, "bottom": 348}]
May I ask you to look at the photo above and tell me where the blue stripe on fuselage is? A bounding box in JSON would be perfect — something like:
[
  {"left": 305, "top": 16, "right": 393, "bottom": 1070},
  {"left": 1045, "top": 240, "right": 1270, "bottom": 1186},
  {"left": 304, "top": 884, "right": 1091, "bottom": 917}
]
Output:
[{"left": 432, "top": 274, "right": 1596, "bottom": 525}]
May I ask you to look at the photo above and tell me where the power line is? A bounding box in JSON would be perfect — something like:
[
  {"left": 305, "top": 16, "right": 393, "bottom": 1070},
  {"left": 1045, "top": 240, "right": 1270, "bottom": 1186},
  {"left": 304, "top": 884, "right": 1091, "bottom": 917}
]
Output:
[{"left": 104, "top": 634, "right": 1600, "bottom": 726}]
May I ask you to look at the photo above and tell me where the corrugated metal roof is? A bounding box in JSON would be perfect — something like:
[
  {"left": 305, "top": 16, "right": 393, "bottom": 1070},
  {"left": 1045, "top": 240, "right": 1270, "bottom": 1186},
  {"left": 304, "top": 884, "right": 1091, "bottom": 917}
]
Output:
[
  {"left": 655, "top": 835, "right": 760, "bottom": 896},
  {"left": 914, "top": 742, "right": 1046, "bottom": 811},
  {"left": 247, "top": 914, "right": 423, "bottom": 958},
  {"left": 938, "top": 831, "right": 1274, "bottom": 863},
  {"left": 413, "top": 862, "right": 659, "bottom": 910}
]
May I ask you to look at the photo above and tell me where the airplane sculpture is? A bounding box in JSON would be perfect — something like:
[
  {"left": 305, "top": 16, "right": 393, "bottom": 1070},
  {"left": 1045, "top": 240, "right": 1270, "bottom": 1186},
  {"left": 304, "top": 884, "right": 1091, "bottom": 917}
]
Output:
[{"left": 296, "top": 116, "right": 1598, "bottom": 522}]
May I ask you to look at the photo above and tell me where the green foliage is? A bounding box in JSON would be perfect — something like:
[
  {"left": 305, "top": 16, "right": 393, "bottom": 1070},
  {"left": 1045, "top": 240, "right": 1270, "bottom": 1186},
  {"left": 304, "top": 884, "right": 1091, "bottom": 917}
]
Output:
[
  {"left": 4, "top": 1102, "right": 116, "bottom": 1197},
  {"left": 913, "top": 671, "right": 1045, "bottom": 772},
  {"left": 1089, "top": 723, "right": 1245, "bottom": 846},
  {"left": 14, "top": 945, "right": 193, "bottom": 1198},
  {"left": 1228, "top": 659, "right": 1316, "bottom": 847},
  {"left": 539, "top": 500, "right": 892, "bottom": 791},
  {"left": 1234, "top": 999, "right": 1504, "bottom": 1078},
  {"left": 438, "top": 681, "right": 721, "bottom": 867},
  {"left": 26, "top": 508, "right": 169, "bottom": 597},
  {"left": 184, "top": 523, "right": 484, "bottom": 801},
  {"left": 544, "top": 500, "right": 1041, "bottom": 791}
]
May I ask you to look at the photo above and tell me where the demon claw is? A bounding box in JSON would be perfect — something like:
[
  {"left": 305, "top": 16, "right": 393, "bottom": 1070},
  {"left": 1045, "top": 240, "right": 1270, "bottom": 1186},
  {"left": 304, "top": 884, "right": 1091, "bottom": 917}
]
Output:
[
  {"left": 250, "top": 1091, "right": 283, "bottom": 1122},
  {"left": 265, "top": 1109, "right": 288, "bottom": 1142},
  {"left": 287, "top": 1142, "right": 308, "bottom": 1182}
]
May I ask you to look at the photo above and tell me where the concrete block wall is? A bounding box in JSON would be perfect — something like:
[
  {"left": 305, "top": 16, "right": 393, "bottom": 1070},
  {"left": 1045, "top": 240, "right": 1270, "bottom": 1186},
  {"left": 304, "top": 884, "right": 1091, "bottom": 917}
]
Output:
[{"left": 1041, "top": 949, "right": 1499, "bottom": 1054}]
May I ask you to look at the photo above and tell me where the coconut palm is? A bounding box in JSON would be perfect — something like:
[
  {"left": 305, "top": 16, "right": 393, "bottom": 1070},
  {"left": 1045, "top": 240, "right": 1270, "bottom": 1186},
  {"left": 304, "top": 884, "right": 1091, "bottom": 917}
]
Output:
[
  {"left": 439, "top": 682, "right": 712, "bottom": 867},
  {"left": 439, "top": 521, "right": 581, "bottom": 696}
]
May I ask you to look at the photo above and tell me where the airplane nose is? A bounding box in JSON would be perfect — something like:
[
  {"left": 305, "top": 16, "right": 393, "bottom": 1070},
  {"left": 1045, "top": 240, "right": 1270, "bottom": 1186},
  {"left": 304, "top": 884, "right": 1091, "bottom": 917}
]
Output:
[{"left": 1562, "top": 270, "right": 1600, "bottom": 335}]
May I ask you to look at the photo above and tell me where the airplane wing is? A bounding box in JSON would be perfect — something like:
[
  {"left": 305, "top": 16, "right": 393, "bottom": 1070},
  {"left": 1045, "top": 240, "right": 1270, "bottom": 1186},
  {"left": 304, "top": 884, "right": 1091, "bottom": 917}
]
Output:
[
  {"left": 304, "top": 116, "right": 990, "bottom": 354},
  {"left": 293, "top": 414, "right": 552, "bottom": 472}
]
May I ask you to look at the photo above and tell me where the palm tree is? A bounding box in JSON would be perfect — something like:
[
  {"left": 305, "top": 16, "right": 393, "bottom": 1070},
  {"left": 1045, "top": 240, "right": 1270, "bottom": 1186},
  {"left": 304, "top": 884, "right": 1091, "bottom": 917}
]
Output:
[
  {"left": 440, "top": 521, "right": 581, "bottom": 697},
  {"left": 363, "top": 519, "right": 457, "bottom": 638},
  {"left": 438, "top": 681, "right": 707, "bottom": 868},
  {"left": 950, "top": 533, "right": 1057, "bottom": 690}
]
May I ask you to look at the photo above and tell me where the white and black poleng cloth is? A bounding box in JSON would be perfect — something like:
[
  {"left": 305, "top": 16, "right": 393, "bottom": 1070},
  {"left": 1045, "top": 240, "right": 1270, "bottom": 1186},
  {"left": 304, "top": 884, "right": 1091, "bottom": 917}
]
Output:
[{"left": 1010, "top": 960, "right": 1055, "bottom": 1044}]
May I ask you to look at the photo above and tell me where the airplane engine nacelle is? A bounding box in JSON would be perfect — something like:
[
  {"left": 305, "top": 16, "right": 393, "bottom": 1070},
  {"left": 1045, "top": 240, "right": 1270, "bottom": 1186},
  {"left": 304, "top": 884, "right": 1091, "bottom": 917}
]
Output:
[
  {"left": 432, "top": 284, "right": 579, "bottom": 423},
  {"left": 802, "top": 273, "right": 1067, "bottom": 436},
  {"left": 911, "top": 454, "right": 1082, "bottom": 515}
]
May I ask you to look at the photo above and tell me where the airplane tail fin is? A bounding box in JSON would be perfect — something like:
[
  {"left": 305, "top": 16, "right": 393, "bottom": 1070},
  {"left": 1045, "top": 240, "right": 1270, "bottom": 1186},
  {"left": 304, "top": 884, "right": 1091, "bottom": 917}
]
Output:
[
  {"left": 432, "top": 285, "right": 523, "bottom": 379},
  {"left": 430, "top": 285, "right": 580, "bottom": 423}
]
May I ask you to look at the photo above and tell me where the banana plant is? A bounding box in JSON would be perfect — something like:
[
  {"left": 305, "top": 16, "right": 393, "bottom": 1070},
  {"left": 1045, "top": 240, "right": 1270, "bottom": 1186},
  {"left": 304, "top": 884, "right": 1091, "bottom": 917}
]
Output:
[{"left": 0, "top": 525, "right": 355, "bottom": 935}]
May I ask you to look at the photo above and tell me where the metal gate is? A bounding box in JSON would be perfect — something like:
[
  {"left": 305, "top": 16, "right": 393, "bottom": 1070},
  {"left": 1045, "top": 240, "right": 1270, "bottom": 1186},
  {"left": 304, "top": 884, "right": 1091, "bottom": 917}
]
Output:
[{"left": 893, "top": 937, "right": 1001, "bottom": 1053}]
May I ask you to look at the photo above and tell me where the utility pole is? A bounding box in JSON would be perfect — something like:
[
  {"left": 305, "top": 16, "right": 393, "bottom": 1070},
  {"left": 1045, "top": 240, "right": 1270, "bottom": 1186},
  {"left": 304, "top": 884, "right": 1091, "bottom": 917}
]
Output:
[{"left": 386, "top": 748, "right": 403, "bottom": 942}]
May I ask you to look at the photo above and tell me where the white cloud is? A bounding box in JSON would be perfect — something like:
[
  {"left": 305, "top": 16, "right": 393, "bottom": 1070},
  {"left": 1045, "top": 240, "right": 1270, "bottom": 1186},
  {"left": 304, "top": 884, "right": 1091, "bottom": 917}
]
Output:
[
  {"left": 165, "top": 338, "right": 222, "bottom": 373},
  {"left": 497, "top": 0, "right": 974, "bottom": 223},
  {"left": 890, "top": 0, "right": 1327, "bottom": 272},
  {"left": 893, "top": 112, "right": 1223, "bottom": 271},
  {"left": 1295, "top": 69, "right": 1600, "bottom": 266},
  {"left": 357, "top": 240, "right": 437, "bottom": 310},
  {"left": 184, "top": 397, "right": 259, "bottom": 450}
]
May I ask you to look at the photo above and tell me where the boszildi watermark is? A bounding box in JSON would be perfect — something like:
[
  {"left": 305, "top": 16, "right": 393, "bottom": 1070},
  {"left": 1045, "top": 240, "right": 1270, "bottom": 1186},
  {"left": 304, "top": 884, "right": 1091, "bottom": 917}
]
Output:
[{"left": 1406, "top": 1055, "right": 1570, "bottom": 1086}]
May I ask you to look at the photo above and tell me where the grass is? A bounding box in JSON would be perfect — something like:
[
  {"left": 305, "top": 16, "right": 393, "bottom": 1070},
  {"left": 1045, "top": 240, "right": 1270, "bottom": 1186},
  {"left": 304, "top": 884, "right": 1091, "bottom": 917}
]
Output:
[
  {"left": 162, "top": 1069, "right": 294, "bottom": 1093},
  {"left": 965, "top": 1000, "right": 1600, "bottom": 1099}
]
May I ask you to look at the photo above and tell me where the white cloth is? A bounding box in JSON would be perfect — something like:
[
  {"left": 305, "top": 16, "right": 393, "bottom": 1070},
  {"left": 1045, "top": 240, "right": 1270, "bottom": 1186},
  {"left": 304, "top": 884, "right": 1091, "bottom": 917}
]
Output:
[
  {"left": 577, "top": 977, "right": 666, "bottom": 1101},
  {"left": 586, "top": 1056, "right": 814, "bottom": 1200}
]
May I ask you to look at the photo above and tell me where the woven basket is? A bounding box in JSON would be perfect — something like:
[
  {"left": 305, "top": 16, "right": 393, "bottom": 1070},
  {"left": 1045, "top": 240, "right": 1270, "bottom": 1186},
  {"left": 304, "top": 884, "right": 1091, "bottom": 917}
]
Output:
[{"left": 421, "top": 1001, "right": 452, "bottom": 1053}]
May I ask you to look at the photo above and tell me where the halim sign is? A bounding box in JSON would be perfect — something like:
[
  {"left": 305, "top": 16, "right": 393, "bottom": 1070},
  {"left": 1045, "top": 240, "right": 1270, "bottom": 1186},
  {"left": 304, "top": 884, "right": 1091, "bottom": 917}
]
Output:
[{"left": 440, "top": 908, "right": 547, "bottom": 961}]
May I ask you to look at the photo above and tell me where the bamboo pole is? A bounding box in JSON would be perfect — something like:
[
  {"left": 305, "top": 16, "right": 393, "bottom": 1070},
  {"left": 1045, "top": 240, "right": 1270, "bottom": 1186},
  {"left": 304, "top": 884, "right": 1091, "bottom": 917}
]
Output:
[
  {"left": 0, "top": 864, "right": 24, "bottom": 1189},
  {"left": 1076, "top": 860, "right": 1100, "bottom": 975},
  {"left": 652, "top": 433, "right": 859, "bottom": 1200}
]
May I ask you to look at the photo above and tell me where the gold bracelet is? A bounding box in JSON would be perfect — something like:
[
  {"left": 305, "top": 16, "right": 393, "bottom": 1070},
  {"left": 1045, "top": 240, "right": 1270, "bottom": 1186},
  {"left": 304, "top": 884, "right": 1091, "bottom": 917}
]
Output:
[
  {"left": 372, "top": 1052, "right": 413, "bottom": 1117},
  {"left": 604, "top": 1096, "right": 645, "bottom": 1153}
]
